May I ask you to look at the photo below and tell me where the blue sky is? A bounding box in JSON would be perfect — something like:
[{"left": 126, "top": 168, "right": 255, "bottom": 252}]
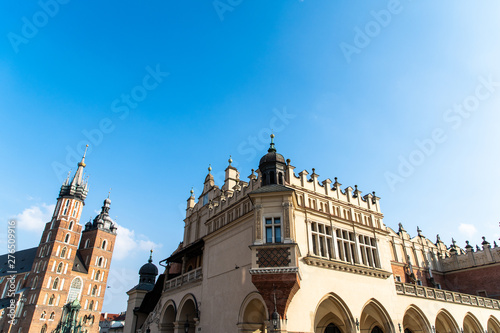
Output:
[{"left": 1, "top": 1, "right": 500, "bottom": 313}]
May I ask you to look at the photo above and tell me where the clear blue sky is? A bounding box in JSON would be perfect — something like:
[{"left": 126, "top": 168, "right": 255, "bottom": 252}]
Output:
[{"left": 1, "top": 1, "right": 499, "bottom": 313}]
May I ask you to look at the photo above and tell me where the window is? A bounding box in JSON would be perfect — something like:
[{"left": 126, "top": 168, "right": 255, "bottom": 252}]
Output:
[
  {"left": 57, "top": 263, "right": 63, "bottom": 273},
  {"left": 91, "top": 285, "right": 97, "bottom": 296},
  {"left": 416, "top": 280, "right": 422, "bottom": 286},
  {"left": 41, "top": 324, "right": 47, "bottom": 333},
  {"left": 32, "top": 277, "right": 39, "bottom": 289},
  {"left": 311, "top": 222, "right": 334, "bottom": 259},
  {"left": 62, "top": 199, "right": 70, "bottom": 215},
  {"left": 84, "top": 239, "right": 90, "bottom": 248},
  {"left": 49, "top": 312, "right": 55, "bottom": 320},
  {"left": 67, "top": 277, "right": 82, "bottom": 303},
  {"left": 52, "top": 278, "right": 59, "bottom": 290},
  {"left": 48, "top": 294, "right": 55, "bottom": 305},
  {"left": 336, "top": 229, "right": 357, "bottom": 264},
  {"left": 72, "top": 202, "right": 79, "bottom": 217},
  {"left": 98, "top": 257, "right": 103, "bottom": 267},
  {"left": 359, "top": 235, "right": 379, "bottom": 268},
  {"left": 40, "top": 311, "right": 46, "bottom": 320},
  {"left": 95, "top": 270, "right": 101, "bottom": 281},
  {"left": 88, "top": 300, "right": 94, "bottom": 310},
  {"left": 61, "top": 247, "right": 67, "bottom": 258},
  {"left": 203, "top": 194, "right": 208, "bottom": 206},
  {"left": 395, "top": 276, "right": 402, "bottom": 282},
  {"left": 69, "top": 221, "right": 73, "bottom": 230},
  {"left": 46, "top": 232, "right": 51, "bottom": 243},
  {"left": 102, "top": 240, "right": 107, "bottom": 250},
  {"left": 64, "top": 234, "right": 70, "bottom": 244},
  {"left": 265, "top": 217, "right": 281, "bottom": 243}
]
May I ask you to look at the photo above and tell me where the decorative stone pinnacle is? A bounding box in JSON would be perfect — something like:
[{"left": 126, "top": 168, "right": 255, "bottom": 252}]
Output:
[
  {"left": 208, "top": 164, "right": 212, "bottom": 173},
  {"left": 148, "top": 249, "right": 153, "bottom": 263},
  {"left": 268, "top": 134, "right": 276, "bottom": 153},
  {"left": 190, "top": 187, "right": 194, "bottom": 196},
  {"left": 228, "top": 155, "right": 232, "bottom": 165}
]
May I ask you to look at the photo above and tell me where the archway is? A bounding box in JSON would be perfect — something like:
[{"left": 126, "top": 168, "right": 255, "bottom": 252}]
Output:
[
  {"left": 160, "top": 300, "right": 176, "bottom": 333},
  {"left": 359, "top": 299, "right": 394, "bottom": 333},
  {"left": 463, "top": 312, "right": 483, "bottom": 333},
  {"left": 488, "top": 316, "right": 500, "bottom": 333},
  {"left": 313, "top": 293, "right": 354, "bottom": 333},
  {"left": 402, "top": 305, "right": 431, "bottom": 333},
  {"left": 238, "top": 293, "right": 267, "bottom": 333},
  {"left": 435, "top": 309, "right": 460, "bottom": 333},
  {"left": 177, "top": 295, "right": 198, "bottom": 333}
]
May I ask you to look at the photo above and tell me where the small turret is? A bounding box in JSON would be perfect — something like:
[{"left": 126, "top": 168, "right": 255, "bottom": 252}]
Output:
[
  {"left": 137, "top": 250, "right": 158, "bottom": 290},
  {"left": 258, "top": 134, "right": 286, "bottom": 186}
]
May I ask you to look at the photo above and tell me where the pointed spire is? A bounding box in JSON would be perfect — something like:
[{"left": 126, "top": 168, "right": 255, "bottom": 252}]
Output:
[
  {"left": 268, "top": 133, "right": 276, "bottom": 153},
  {"left": 228, "top": 155, "right": 233, "bottom": 166},
  {"left": 71, "top": 145, "right": 89, "bottom": 187},
  {"left": 148, "top": 249, "right": 153, "bottom": 263}
]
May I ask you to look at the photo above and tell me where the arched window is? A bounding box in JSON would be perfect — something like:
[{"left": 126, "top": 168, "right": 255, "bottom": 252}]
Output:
[
  {"left": 278, "top": 172, "right": 283, "bottom": 185},
  {"left": 91, "top": 285, "right": 97, "bottom": 296},
  {"left": 102, "top": 240, "right": 107, "bottom": 250},
  {"left": 62, "top": 199, "right": 70, "bottom": 215},
  {"left": 40, "top": 246, "right": 46, "bottom": 257},
  {"left": 46, "top": 232, "right": 52, "bottom": 243},
  {"left": 49, "top": 312, "right": 55, "bottom": 320},
  {"left": 83, "top": 315, "right": 88, "bottom": 323},
  {"left": 41, "top": 324, "right": 47, "bottom": 333},
  {"left": 40, "top": 311, "right": 46, "bottom": 320},
  {"left": 69, "top": 221, "right": 73, "bottom": 230},
  {"left": 31, "top": 276, "right": 38, "bottom": 289},
  {"left": 52, "top": 278, "right": 59, "bottom": 290},
  {"left": 67, "top": 277, "right": 82, "bottom": 302},
  {"left": 269, "top": 171, "right": 275, "bottom": 184},
  {"left": 84, "top": 239, "right": 90, "bottom": 248},
  {"left": 64, "top": 234, "right": 70, "bottom": 244},
  {"left": 95, "top": 270, "right": 101, "bottom": 281},
  {"left": 61, "top": 247, "right": 67, "bottom": 258},
  {"left": 88, "top": 300, "right": 94, "bottom": 310},
  {"left": 371, "top": 326, "right": 384, "bottom": 333},
  {"left": 48, "top": 294, "right": 55, "bottom": 305},
  {"left": 98, "top": 257, "right": 103, "bottom": 267},
  {"left": 57, "top": 263, "right": 63, "bottom": 273}
]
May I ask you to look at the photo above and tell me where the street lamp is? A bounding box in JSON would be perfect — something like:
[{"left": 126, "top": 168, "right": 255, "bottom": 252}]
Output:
[
  {"left": 355, "top": 318, "right": 360, "bottom": 331},
  {"left": 271, "top": 310, "right": 280, "bottom": 331},
  {"left": 184, "top": 318, "right": 189, "bottom": 333}
]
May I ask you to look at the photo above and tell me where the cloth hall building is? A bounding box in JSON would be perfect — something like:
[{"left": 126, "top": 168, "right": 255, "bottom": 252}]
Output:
[
  {"left": 0, "top": 150, "right": 117, "bottom": 333},
  {"left": 125, "top": 136, "right": 500, "bottom": 333}
]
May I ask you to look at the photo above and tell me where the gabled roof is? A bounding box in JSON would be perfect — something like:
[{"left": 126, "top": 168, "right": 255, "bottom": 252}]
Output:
[
  {"left": 72, "top": 251, "right": 88, "bottom": 273},
  {"left": 0, "top": 247, "right": 37, "bottom": 277}
]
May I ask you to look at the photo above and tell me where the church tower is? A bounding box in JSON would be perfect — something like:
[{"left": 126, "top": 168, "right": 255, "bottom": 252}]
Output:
[
  {"left": 15, "top": 146, "right": 117, "bottom": 333},
  {"left": 258, "top": 134, "right": 286, "bottom": 186}
]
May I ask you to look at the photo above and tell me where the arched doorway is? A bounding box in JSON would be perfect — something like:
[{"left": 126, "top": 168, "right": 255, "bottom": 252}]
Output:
[
  {"left": 177, "top": 295, "right": 198, "bottom": 333},
  {"left": 359, "top": 299, "right": 394, "bottom": 333},
  {"left": 402, "top": 305, "right": 431, "bottom": 333},
  {"left": 238, "top": 293, "right": 267, "bottom": 333},
  {"left": 159, "top": 301, "right": 176, "bottom": 333},
  {"left": 488, "top": 316, "right": 500, "bottom": 333},
  {"left": 324, "top": 323, "right": 341, "bottom": 333},
  {"left": 435, "top": 309, "right": 459, "bottom": 333},
  {"left": 463, "top": 313, "right": 483, "bottom": 333},
  {"left": 313, "top": 293, "right": 354, "bottom": 333}
]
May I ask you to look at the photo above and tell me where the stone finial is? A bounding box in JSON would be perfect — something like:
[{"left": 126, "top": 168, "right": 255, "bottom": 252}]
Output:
[
  {"left": 286, "top": 158, "right": 291, "bottom": 165},
  {"left": 436, "top": 234, "right": 441, "bottom": 243},
  {"left": 228, "top": 155, "right": 233, "bottom": 166},
  {"left": 476, "top": 245, "right": 481, "bottom": 251},
  {"left": 398, "top": 223, "right": 406, "bottom": 233},
  {"left": 208, "top": 164, "right": 212, "bottom": 173},
  {"left": 190, "top": 187, "right": 194, "bottom": 196},
  {"left": 417, "top": 226, "right": 422, "bottom": 237},
  {"left": 482, "top": 236, "right": 490, "bottom": 245},
  {"left": 465, "top": 240, "right": 473, "bottom": 251}
]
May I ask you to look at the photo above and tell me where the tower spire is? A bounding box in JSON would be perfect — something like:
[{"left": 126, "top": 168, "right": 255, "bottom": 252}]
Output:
[
  {"left": 71, "top": 145, "right": 89, "bottom": 186},
  {"left": 149, "top": 249, "right": 153, "bottom": 263},
  {"left": 268, "top": 133, "right": 276, "bottom": 153}
]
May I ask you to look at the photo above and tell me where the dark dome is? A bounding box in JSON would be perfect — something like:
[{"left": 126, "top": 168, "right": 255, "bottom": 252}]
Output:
[
  {"left": 259, "top": 151, "right": 285, "bottom": 165},
  {"left": 139, "top": 262, "right": 158, "bottom": 276}
]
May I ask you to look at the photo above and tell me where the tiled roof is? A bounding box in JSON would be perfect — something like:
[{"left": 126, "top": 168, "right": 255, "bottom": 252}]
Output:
[{"left": 0, "top": 247, "right": 37, "bottom": 277}]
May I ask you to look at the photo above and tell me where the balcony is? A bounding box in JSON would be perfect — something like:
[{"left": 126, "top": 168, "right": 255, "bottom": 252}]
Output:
[
  {"left": 164, "top": 267, "right": 202, "bottom": 291},
  {"left": 395, "top": 282, "right": 500, "bottom": 310}
]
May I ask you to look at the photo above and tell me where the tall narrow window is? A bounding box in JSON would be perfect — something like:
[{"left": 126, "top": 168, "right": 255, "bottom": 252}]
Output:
[
  {"left": 69, "top": 221, "right": 73, "bottom": 230},
  {"left": 46, "top": 232, "right": 51, "bottom": 243},
  {"left": 336, "top": 229, "right": 357, "bottom": 264},
  {"left": 359, "top": 235, "right": 379, "bottom": 268},
  {"left": 311, "top": 222, "right": 334, "bottom": 259},
  {"left": 265, "top": 217, "right": 281, "bottom": 243},
  {"left": 56, "top": 263, "right": 63, "bottom": 273},
  {"left": 67, "top": 277, "right": 82, "bottom": 302},
  {"left": 102, "top": 240, "right": 107, "bottom": 250},
  {"left": 72, "top": 202, "right": 79, "bottom": 217},
  {"left": 61, "top": 247, "right": 67, "bottom": 258},
  {"left": 84, "top": 239, "right": 90, "bottom": 248},
  {"left": 64, "top": 234, "right": 70, "bottom": 244},
  {"left": 95, "top": 270, "right": 101, "bottom": 281},
  {"left": 91, "top": 285, "right": 97, "bottom": 296},
  {"left": 52, "top": 278, "right": 59, "bottom": 290},
  {"left": 48, "top": 294, "right": 55, "bottom": 305},
  {"left": 62, "top": 200, "right": 70, "bottom": 215},
  {"left": 88, "top": 300, "right": 94, "bottom": 310}
]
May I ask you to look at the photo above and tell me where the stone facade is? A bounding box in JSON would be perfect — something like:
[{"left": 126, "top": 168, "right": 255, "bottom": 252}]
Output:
[
  {"left": 0, "top": 150, "right": 117, "bottom": 333},
  {"left": 124, "top": 137, "right": 500, "bottom": 333}
]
